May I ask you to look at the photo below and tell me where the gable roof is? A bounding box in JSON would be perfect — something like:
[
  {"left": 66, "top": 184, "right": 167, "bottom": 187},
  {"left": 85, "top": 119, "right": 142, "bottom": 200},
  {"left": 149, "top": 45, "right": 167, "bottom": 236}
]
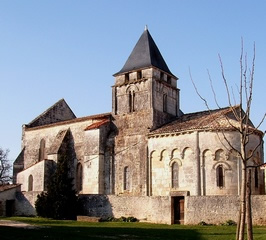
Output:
[
  {"left": 114, "top": 29, "right": 176, "bottom": 78},
  {"left": 149, "top": 106, "right": 261, "bottom": 137},
  {"left": 27, "top": 99, "right": 76, "bottom": 128}
]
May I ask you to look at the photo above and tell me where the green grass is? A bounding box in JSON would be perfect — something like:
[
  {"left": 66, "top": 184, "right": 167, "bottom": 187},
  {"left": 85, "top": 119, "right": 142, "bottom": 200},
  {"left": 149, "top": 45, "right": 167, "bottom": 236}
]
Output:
[{"left": 1, "top": 217, "right": 266, "bottom": 240}]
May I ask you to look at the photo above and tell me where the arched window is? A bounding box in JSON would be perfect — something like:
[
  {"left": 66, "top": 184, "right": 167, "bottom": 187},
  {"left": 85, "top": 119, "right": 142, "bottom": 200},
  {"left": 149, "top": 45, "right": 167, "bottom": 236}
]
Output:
[
  {"left": 76, "top": 163, "right": 83, "bottom": 192},
  {"left": 124, "top": 166, "right": 130, "bottom": 191},
  {"left": 172, "top": 162, "right": 179, "bottom": 188},
  {"left": 129, "top": 91, "right": 135, "bottom": 112},
  {"left": 163, "top": 94, "right": 167, "bottom": 113},
  {"left": 28, "top": 175, "right": 33, "bottom": 191},
  {"left": 216, "top": 165, "right": 224, "bottom": 188},
  {"left": 39, "top": 139, "right": 46, "bottom": 161}
]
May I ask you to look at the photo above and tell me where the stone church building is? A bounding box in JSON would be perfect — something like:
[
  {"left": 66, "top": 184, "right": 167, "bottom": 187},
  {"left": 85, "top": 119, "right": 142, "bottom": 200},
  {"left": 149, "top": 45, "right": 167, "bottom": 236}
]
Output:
[{"left": 10, "top": 28, "right": 265, "bottom": 224}]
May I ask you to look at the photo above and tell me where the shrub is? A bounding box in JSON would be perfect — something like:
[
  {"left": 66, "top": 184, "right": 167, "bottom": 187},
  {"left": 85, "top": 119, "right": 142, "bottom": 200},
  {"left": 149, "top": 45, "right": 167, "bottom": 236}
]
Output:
[
  {"left": 102, "top": 216, "right": 139, "bottom": 222},
  {"left": 221, "top": 220, "right": 237, "bottom": 226},
  {"left": 198, "top": 221, "right": 208, "bottom": 226}
]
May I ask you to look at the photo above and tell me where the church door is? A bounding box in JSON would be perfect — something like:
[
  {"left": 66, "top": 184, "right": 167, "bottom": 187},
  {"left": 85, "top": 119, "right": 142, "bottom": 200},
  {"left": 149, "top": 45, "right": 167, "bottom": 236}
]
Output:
[{"left": 173, "top": 196, "right": 184, "bottom": 224}]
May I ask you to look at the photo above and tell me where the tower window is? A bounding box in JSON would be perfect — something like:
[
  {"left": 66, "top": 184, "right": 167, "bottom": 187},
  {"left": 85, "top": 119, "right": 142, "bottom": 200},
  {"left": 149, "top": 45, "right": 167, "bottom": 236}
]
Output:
[
  {"left": 163, "top": 94, "right": 167, "bottom": 113},
  {"left": 216, "top": 165, "right": 224, "bottom": 188},
  {"left": 167, "top": 75, "right": 171, "bottom": 84},
  {"left": 137, "top": 70, "right": 142, "bottom": 80},
  {"left": 160, "top": 72, "right": 164, "bottom": 81},
  {"left": 124, "top": 166, "right": 130, "bottom": 191},
  {"left": 125, "top": 73, "right": 129, "bottom": 83},
  {"left": 129, "top": 91, "right": 135, "bottom": 113},
  {"left": 172, "top": 162, "right": 179, "bottom": 188}
]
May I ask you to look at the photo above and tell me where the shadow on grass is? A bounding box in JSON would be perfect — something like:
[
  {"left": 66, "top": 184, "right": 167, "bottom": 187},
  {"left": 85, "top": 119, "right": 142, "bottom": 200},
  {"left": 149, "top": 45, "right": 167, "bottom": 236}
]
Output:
[{"left": 0, "top": 225, "right": 202, "bottom": 240}]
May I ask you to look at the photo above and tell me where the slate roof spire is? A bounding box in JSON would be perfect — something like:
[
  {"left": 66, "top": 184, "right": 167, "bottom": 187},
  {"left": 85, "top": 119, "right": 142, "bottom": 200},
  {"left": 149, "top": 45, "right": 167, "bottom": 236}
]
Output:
[{"left": 114, "top": 28, "right": 176, "bottom": 77}]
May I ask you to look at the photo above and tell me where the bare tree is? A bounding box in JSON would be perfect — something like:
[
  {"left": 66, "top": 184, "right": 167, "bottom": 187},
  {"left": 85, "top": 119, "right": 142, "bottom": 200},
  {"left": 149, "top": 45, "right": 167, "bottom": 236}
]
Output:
[
  {"left": 0, "top": 147, "right": 12, "bottom": 185},
  {"left": 190, "top": 40, "right": 265, "bottom": 240}
]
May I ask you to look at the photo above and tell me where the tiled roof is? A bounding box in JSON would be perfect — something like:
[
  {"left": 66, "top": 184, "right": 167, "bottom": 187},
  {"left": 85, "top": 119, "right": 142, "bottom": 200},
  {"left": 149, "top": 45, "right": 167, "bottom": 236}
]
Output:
[
  {"left": 84, "top": 119, "right": 110, "bottom": 131},
  {"left": 260, "top": 163, "right": 266, "bottom": 169},
  {"left": 25, "top": 113, "right": 111, "bottom": 131},
  {"left": 0, "top": 184, "right": 20, "bottom": 192},
  {"left": 149, "top": 106, "right": 261, "bottom": 137}
]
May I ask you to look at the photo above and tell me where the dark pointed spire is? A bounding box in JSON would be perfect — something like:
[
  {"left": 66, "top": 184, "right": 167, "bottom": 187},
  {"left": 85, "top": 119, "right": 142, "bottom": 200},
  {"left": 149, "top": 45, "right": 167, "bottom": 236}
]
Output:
[{"left": 114, "top": 28, "right": 175, "bottom": 77}]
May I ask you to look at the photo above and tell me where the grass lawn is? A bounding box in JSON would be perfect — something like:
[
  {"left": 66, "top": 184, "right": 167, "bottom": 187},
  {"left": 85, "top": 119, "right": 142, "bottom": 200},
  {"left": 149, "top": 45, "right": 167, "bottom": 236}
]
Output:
[{"left": 1, "top": 217, "right": 266, "bottom": 240}]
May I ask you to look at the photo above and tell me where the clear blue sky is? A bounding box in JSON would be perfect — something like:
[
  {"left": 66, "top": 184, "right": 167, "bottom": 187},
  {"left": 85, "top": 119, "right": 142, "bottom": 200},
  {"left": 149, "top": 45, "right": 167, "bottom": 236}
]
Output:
[{"left": 0, "top": 0, "right": 265, "bottom": 161}]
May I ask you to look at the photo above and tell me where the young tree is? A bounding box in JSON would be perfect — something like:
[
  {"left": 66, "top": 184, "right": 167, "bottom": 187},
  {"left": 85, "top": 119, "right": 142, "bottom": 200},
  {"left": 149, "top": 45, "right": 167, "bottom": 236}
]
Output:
[
  {"left": 0, "top": 147, "right": 12, "bottom": 185},
  {"left": 35, "top": 142, "right": 77, "bottom": 220},
  {"left": 191, "top": 41, "right": 265, "bottom": 240}
]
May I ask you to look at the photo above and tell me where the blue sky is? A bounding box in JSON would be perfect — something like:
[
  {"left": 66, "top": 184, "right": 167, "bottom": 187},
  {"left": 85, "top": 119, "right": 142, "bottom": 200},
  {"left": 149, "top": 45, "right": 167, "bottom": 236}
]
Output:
[{"left": 0, "top": 0, "right": 265, "bottom": 161}]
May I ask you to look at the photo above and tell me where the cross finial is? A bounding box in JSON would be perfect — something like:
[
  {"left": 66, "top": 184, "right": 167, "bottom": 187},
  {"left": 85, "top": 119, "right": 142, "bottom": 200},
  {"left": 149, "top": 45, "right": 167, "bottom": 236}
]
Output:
[{"left": 145, "top": 25, "right": 148, "bottom": 31}]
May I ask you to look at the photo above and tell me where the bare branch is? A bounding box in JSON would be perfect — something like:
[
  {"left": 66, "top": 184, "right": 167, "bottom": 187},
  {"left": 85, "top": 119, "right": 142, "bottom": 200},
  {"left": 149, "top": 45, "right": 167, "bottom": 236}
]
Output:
[
  {"left": 189, "top": 68, "right": 211, "bottom": 110},
  {"left": 219, "top": 54, "right": 232, "bottom": 107},
  {"left": 0, "top": 147, "right": 12, "bottom": 185},
  {"left": 207, "top": 69, "right": 220, "bottom": 108}
]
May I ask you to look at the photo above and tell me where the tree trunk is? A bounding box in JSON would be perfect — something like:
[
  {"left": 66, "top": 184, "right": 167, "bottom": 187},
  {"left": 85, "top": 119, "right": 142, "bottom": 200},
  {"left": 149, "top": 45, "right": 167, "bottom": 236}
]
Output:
[
  {"left": 237, "top": 164, "right": 246, "bottom": 240},
  {"left": 246, "top": 169, "right": 253, "bottom": 240}
]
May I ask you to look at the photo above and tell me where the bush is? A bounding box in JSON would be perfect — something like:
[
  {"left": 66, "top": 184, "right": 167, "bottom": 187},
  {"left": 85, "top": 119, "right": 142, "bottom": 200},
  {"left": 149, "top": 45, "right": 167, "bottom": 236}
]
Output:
[
  {"left": 102, "top": 216, "right": 139, "bottom": 222},
  {"left": 198, "top": 221, "right": 208, "bottom": 226},
  {"left": 221, "top": 220, "right": 237, "bottom": 226}
]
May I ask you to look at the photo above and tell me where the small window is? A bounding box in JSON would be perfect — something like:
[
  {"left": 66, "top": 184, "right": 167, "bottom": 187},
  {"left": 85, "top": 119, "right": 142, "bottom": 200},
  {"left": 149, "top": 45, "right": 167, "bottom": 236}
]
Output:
[
  {"left": 172, "top": 162, "right": 179, "bottom": 188},
  {"left": 124, "top": 166, "right": 130, "bottom": 191},
  {"left": 39, "top": 139, "right": 46, "bottom": 161},
  {"left": 137, "top": 70, "right": 142, "bottom": 80},
  {"left": 129, "top": 91, "right": 135, "bottom": 113},
  {"left": 167, "top": 75, "right": 171, "bottom": 84},
  {"left": 76, "top": 163, "right": 83, "bottom": 192},
  {"left": 160, "top": 72, "right": 164, "bottom": 81},
  {"left": 163, "top": 94, "right": 167, "bottom": 113},
  {"left": 28, "top": 175, "right": 33, "bottom": 191},
  {"left": 125, "top": 73, "right": 129, "bottom": 83},
  {"left": 216, "top": 165, "right": 224, "bottom": 188}
]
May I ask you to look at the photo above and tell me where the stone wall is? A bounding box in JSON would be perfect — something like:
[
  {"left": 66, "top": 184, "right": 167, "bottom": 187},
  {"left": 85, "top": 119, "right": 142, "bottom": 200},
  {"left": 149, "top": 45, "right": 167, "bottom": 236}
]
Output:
[
  {"left": 16, "top": 160, "right": 55, "bottom": 192},
  {"left": 15, "top": 114, "right": 112, "bottom": 195},
  {"left": 10, "top": 192, "right": 266, "bottom": 226},
  {"left": 78, "top": 194, "right": 172, "bottom": 224},
  {"left": 185, "top": 195, "right": 266, "bottom": 225},
  {"left": 148, "top": 131, "right": 264, "bottom": 197},
  {"left": 15, "top": 191, "right": 40, "bottom": 216}
]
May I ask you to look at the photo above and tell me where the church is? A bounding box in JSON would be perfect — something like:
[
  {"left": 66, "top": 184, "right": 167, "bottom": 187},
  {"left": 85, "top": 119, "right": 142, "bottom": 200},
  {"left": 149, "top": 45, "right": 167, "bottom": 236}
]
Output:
[{"left": 11, "top": 28, "right": 265, "bottom": 224}]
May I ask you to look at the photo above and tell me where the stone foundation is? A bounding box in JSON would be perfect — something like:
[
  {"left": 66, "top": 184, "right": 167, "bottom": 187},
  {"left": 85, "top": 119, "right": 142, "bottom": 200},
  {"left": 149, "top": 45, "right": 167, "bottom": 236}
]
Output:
[{"left": 11, "top": 192, "right": 266, "bottom": 225}]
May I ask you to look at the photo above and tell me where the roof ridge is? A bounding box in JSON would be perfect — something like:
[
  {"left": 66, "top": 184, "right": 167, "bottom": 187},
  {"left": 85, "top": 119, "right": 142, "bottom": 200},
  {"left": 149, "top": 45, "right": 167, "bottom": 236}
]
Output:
[{"left": 25, "top": 112, "right": 112, "bottom": 131}]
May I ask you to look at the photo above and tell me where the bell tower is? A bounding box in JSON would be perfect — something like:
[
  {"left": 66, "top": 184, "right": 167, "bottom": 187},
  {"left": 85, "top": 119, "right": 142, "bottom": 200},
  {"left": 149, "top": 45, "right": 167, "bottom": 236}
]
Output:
[
  {"left": 111, "top": 28, "right": 180, "bottom": 196},
  {"left": 112, "top": 27, "right": 180, "bottom": 129}
]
